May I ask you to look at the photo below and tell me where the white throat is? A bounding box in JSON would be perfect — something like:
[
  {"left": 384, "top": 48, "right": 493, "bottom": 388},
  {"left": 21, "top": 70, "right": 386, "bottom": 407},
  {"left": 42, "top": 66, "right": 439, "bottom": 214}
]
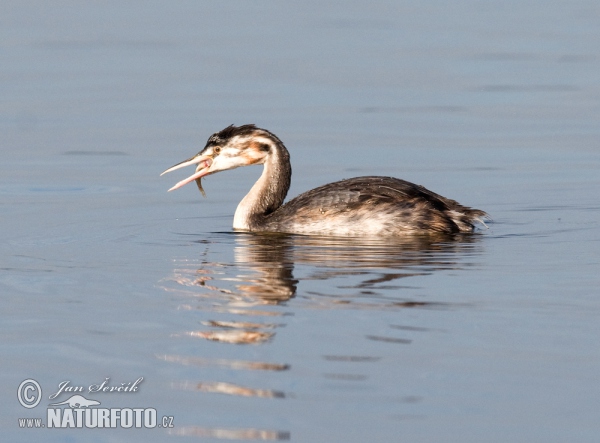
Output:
[{"left": 233, "top": 162, "right": 271, "bottom": 230}]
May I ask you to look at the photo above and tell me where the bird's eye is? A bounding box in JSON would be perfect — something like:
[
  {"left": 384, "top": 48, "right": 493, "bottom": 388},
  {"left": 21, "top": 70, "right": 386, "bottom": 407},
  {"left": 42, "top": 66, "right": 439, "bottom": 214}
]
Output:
[{"left": 214, "top": 146, "right": 221, "bottom": 155}]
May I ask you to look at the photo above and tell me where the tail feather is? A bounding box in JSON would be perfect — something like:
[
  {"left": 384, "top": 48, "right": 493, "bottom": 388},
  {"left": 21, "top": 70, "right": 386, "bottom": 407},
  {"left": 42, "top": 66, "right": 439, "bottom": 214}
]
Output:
[{"left": 450, "top": 208, "right": 490, "bottom": 232}]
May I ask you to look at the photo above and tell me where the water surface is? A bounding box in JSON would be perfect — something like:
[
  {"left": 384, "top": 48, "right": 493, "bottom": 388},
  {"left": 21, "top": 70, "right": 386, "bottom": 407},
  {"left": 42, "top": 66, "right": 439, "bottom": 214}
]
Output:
[{"left": 1, "top": 1, "right": 599, "bottom": 442}]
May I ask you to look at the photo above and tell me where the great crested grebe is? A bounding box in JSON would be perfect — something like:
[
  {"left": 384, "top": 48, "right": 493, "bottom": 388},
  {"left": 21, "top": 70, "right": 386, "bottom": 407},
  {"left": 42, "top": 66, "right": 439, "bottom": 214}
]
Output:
[{"left": 161, "top": 125, "right": 488, "bottom": 236}]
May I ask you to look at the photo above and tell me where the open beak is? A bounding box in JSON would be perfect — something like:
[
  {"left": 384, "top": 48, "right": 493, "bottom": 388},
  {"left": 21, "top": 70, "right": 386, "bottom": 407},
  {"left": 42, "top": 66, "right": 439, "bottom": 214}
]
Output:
[{"left": 160, "top": 154, "right": 213, "bottom": 192}]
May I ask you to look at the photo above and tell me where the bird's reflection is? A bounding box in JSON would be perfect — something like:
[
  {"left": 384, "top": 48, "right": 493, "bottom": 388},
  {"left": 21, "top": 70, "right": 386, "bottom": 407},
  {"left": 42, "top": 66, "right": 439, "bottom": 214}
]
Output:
[
  {"left": 163, "top": 232, "right": 483, "bottom": 315},
  {"left": 231, "top": 233, "right": 298, "bottom": 303},
  {"left": 231, "top": 232, "right": 483, "bottom": 302},
  {"left": 159, "top": 232, "right": 484, "bottom": 426}
]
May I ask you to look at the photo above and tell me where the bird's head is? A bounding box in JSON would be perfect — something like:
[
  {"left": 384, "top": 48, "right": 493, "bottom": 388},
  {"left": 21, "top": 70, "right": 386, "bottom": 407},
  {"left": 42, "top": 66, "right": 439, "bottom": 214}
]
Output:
[{"left": 161, "top": 124, "right": 278, "bottom": 192}]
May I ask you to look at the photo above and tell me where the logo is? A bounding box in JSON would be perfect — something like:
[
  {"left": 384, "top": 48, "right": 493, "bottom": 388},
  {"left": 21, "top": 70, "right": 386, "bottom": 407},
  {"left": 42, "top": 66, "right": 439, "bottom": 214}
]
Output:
[
  {"left": 50, "top": 394, "right": 100, "bottom": 408},
  {"left": 17, "top": 377, "right": 174, "bottom": 430},
  {"left": 17, "top": 379, "right": 42, "bottom": 409}
]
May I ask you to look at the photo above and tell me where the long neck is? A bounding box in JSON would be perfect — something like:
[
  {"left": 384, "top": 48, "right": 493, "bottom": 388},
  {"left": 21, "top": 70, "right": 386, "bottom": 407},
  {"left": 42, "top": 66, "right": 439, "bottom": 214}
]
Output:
[{"left": 233, "top": 140, "right": 291, "bottom": 230}]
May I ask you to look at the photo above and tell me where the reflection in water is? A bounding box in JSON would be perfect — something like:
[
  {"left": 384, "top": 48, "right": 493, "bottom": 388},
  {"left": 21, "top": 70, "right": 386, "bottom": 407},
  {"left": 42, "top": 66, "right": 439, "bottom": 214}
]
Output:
[
  {"left": 157, "top": 354, "right": 290, "bottom": 371},
  {"left": 201, "top": 320, "right": 281, "bottom": 329},
  {"left": 235, "top": 233, "right": 483, "bottom": 298},
  {"left": 160, "top": 233, "right": 484, "bottom": 345},
  {"left": 159, "top": 233, "right": 483, "bottom": 439},
  {"left": 162, "top": 232, "right": 483, "bottom": 311},
  {"left": 160, "top": 232, "right": 483, "bottom": 346},
  {"left": 169, "top": 427, "right": 290, "bottom": 441},
  {"left": 174, "top": 380, "right": 285, "bottom": 398},
  {"left": 365, "top": 334, "right": 412, "bottom": 344},
  {"left": 232, "top": 234, "right": 298, "bottom": 303},
  {"left": 186, "top": 329, "right": 274, "bottom": 344}
]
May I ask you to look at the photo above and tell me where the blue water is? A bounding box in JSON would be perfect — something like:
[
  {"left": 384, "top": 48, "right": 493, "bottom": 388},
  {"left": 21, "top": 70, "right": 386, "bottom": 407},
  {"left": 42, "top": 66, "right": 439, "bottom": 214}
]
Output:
[{"left": 2, "top": 1, "right": 599, "bottom": 442}]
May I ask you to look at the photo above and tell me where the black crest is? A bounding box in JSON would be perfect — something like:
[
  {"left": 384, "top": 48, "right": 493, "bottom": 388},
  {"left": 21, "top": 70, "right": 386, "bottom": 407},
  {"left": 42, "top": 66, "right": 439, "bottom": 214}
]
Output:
[{"left": 206, "top": 124, "right": 258, "bottom": 146}]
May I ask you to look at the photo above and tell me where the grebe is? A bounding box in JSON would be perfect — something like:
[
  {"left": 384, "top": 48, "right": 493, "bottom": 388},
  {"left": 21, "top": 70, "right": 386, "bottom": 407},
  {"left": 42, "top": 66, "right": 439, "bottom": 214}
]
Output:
[{"left": 161, "top": 125, "right": 488, "bottom": 236}]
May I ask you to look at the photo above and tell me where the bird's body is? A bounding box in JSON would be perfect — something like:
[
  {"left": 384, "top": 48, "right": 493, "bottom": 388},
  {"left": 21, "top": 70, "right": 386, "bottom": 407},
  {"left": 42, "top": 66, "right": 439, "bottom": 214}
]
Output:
[
  {"left": 255, "top": 176, "right": 485, "bottom": 236},
  {"left": 162, "top": 125, "right": 488, "bottom": 236}
]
